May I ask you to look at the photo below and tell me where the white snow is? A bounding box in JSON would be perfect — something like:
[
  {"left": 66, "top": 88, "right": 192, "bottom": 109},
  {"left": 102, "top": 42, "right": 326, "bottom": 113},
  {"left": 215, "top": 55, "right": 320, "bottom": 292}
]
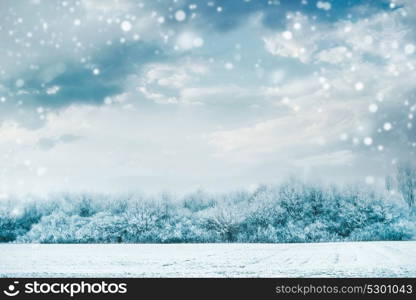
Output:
[
  {"left": 225, "top": 62, "right": 234, "bottom": 70},
  {"left": 363, "top": 137, "right": 373, "bottom": 146},
  {"left": 0, "top": 242, "right": 415, "bottom": 277},
  {"left": 175, "top": 10, "right": 186, "bottom": 22},
  {"left": 193, "top": 37, "right": 204, "bottom": 48},
  {"left": 282, "top": 31, "right": 293, "bottom": 40},
  {"left": 369, "top": 103, "right": 378, "bottom": 113},
  {"left": 36, "top": 167, "right": 47, "bottom": 176},
  {"left": 355, "top": 82, "right": 364, "bottom": 91},
  {"left": 15, "top": 79, "right": 25, "bottom": 88},
  {"left": 404, "top": 44, "right": 415, "bottom": 55},
  {"left": 340, "top": 133, "right": 348, "bottom": 141},
  {"left": 46, "top": 86, "right": 60, "bottom": 95},
  {"left": 120, "top": 21, "right": 132, "bottom": 32},
  {"left": 316, "top": 1, "right": 331, "bottom": 11},
  {"left": 383, "top": 122, "right": 392, "bottom": 131},
  {"left": 176, "top": 32, "right": 202, "bottom": 50},
  {"left": 293, "top": 23, "right": 302, "bottom": 30}
]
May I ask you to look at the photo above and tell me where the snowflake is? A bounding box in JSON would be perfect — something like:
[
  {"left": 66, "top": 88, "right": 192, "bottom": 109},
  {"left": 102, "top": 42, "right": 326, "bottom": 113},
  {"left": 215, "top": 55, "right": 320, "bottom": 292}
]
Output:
[
  {"left": 316, "top": 1, "right": 331, "bottom": 11},
  {"left": 175, "top": 10, "right": 186, "bottom": 22},
  {"left": 404, "top": 44, "right": 415, "bottom": 55},
  {"left": 364, "top": 137, "right": 373, "bottom": 146},
  {"left": 225, "top": 62, "right": 234, "bottom": 70},
  {"left": 369, "top": 103, "right": 378, "bottom": 113},
  {"left": 383, "top": 122, "right": 392, "bottom": 131},
  {"left": 355, "top": 82, "right": 364, "bottom": 91},
  {"left": 120, "top": 20, "right": 132, "bottom": 32},
  {"left": 282, "top": 31, "right": 293, "bottom": 40}
]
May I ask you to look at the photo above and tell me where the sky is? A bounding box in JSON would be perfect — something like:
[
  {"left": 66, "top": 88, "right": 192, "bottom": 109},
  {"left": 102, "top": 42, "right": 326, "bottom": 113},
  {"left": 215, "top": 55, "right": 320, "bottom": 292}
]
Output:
[{"left": 0, "top": 0, "right": 415, "bottom": 196}]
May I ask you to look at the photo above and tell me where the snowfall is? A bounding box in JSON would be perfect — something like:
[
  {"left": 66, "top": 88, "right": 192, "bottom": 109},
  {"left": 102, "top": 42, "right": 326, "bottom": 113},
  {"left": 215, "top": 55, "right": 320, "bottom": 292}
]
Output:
[{"left": 1, "top": 241, "right": 415, "bottom": 277}]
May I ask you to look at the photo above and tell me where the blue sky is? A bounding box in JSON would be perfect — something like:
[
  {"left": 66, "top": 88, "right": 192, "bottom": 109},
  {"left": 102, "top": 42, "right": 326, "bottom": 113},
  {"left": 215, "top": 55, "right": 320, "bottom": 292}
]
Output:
[{"left": 0, "top": 0, "right": 415, "bottom": 195}]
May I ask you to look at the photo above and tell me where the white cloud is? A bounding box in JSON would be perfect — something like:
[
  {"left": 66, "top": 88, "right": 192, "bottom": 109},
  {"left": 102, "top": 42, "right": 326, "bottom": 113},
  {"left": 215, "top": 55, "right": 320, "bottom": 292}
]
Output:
[
  {"left": 142, "top": 62, "right": 208, "bottom": 89},
  {"left": 209, "top": 101, "right": 359, "bottom": 163},
  {"left": 175, "top": 32, "right": 205, "bottom": 50},
  {"left": 293, "top": 151, "right": 354, "bottom": 167},
  {"left": 263, "top": 34, "right": 317, "bottom": 63},
  {"left": 261, "top": 5, "right": 416, "bottom": 161},
  {"left": 83, "top": 0, "right": 133, "bottom": 14},
  {"left": 137, "top": 61, "right": 210, "bottom": 104},
  {"left": 263, "top": 14, "right": 320, "bottom": 63},
  {"left": 180, "top": 85, "right": 257, "bottom": 105},
  {"left": 138, "top": 62, "right": 262, "bottom": 107},
  {"left": 264, "top": 8, "right": 415, "bottom": 67},
  {"left": 138, "top": 86, "right": 178, "bottom": 104},
  {"left": 0, "top": 104, "right": 220, "bottom": 194},
  {"left": 315, "top": 46, "right": 350, "bottom": 64},
  {"left": 1, "top": 0, "right": 415, "bottom": 194}
]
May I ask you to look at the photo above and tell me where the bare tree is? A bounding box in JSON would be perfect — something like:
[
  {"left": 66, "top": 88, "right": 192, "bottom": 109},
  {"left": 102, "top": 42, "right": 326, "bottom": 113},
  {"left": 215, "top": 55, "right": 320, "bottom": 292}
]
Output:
[{"left": 396, "top": 162, "right": 416, "bottom": 210}]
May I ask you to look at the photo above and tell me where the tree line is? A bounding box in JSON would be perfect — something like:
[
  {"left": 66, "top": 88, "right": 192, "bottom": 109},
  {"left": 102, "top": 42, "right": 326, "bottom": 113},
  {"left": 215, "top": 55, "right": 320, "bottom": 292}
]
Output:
[{"left": 0, "top": 163, "right": 415, "bottom": 243}]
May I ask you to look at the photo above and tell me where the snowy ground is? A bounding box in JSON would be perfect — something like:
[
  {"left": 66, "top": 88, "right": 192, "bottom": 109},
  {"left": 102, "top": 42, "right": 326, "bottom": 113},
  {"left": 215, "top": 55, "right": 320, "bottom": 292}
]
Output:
[{"left": 1, "top": 242, "right": 415, "bottom": 277}]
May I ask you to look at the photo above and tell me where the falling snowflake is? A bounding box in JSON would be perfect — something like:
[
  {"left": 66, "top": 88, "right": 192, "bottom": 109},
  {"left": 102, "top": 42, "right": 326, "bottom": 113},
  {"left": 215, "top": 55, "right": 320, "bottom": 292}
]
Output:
[
  {"left": 193, "top": 37, "right": 204, "bottom": 47},
  {"left": 282, "top": 31, "right": 293, "bottom": 40},
  {"left": 364, "top": 137, "right": 373, "bottom": 146},
  {"left": 293, "top": 23, "right": 302, "bottom": 30},
  {"left": 404, "top": 44, "right": 415, "bottom": 55},
  {"left": 175, "top": 10, "right": 186, "bottom": 22},
  {"left": 176, "top": 32, "right": 203, "bottom": 50},
  {"left": 369, "top": 103, "right": 378, "bottom": 113},
  {"left": 225, "top": 62, "right": 234, "bottom": 70},
  {"left": 120, "top": 20, "right": 132, "bottom": 32},
  {"left": 340, "top": 133, "right": 348, "bottom": 141},
  {"left": 15, "top": 79, "right": 25, "bottom": 88},
  {"left": 355, "top": 82, "right": 364, "bottom": 91},
  {"left": 316, "top": 1, "right": 331, "bottom": 11},
  {"left": 36, "top": 167, "right": 47, "bottom": 176},
  {"left": 46, "top": 86, "right": 60, "bottom": 95},
  {"left": 383, "top": 122, "right": 392, "bottom": 131}
]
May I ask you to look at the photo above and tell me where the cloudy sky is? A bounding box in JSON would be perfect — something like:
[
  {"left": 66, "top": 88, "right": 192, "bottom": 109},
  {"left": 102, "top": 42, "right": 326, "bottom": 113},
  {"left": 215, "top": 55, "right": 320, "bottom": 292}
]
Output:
[{"left": 0, "top": 0, "right": 415, "bottom": 195}]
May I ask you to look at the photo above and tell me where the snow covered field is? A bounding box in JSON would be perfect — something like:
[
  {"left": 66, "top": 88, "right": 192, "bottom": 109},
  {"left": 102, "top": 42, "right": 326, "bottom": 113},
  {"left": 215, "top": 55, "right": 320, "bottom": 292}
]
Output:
[{"left": 1, "top": 242, "right": 415, "bottom": 277}]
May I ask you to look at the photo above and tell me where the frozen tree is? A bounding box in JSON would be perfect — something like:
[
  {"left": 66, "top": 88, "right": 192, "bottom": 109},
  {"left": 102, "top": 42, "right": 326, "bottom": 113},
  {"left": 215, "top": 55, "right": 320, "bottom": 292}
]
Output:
[
  {"left": 123, "top": 200, "right": 164, "bottom": 242},
  {"left": 396, "top": 162, "right": 416, "bottom": 211},
  {"left": 4, "top": 180, "right": 416, "bottom": 243},
  {"left": 204, "top": 205, "right": 243, "bottom": 242},
  {"left": 385, "top": 175, "right": 395, "bottom": 192},
  {"left": 183, "top": 189, "right": 216, "bottom": 212}
]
